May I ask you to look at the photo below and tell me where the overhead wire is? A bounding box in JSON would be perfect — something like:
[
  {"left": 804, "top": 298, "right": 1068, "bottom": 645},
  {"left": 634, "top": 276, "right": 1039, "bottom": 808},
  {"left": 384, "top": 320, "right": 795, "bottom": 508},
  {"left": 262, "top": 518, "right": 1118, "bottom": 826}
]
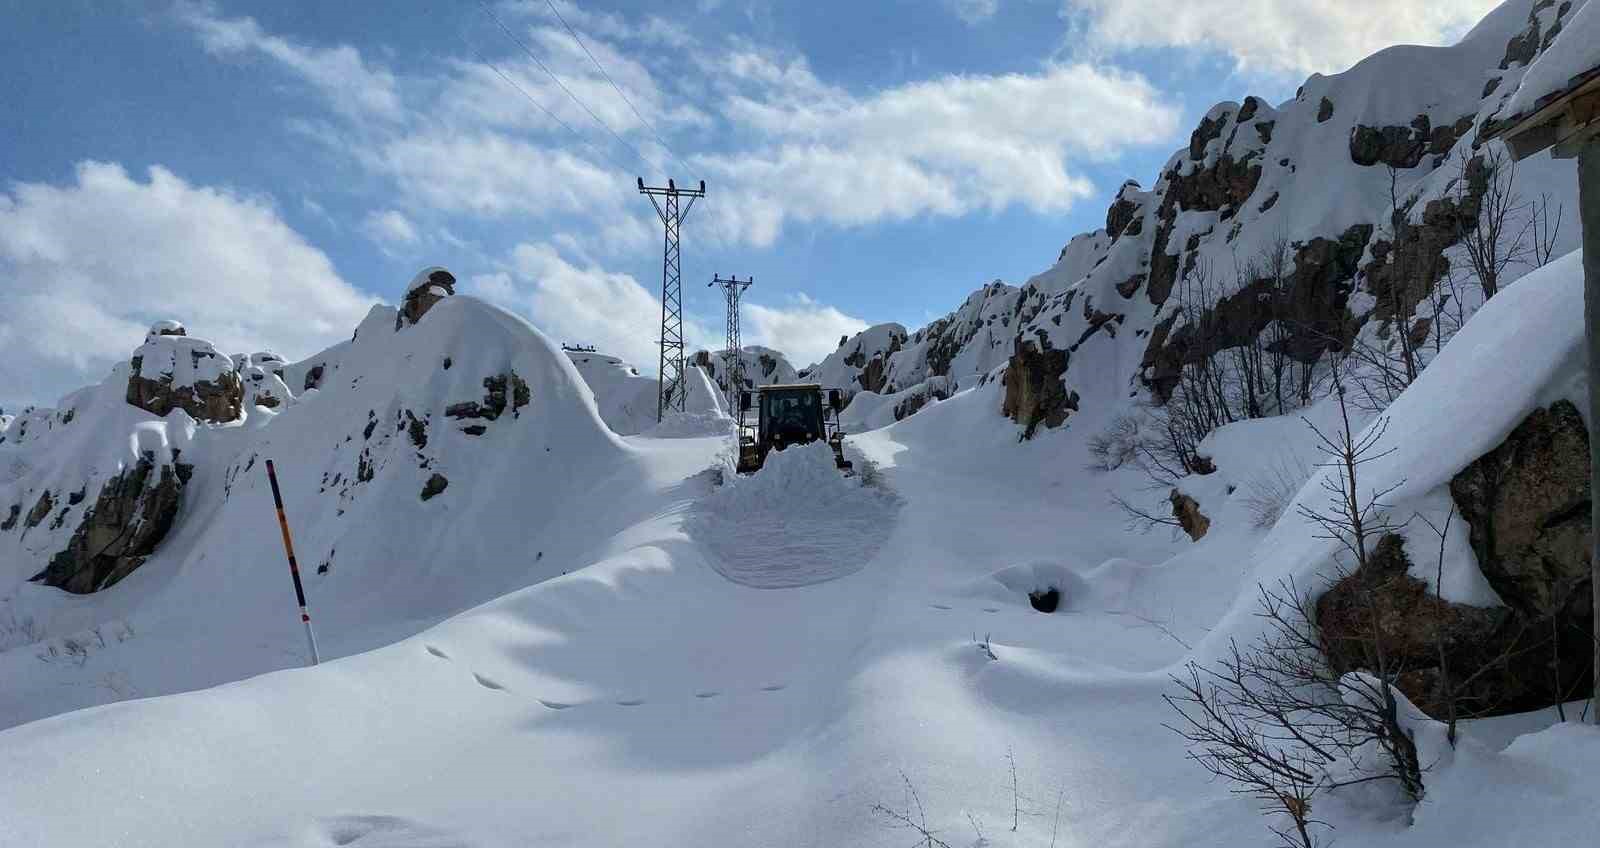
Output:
[
  {"left": 473, "top": 0, "right": 668, "bottom": 176},
  {"left": 541, "top": 0, "right": 695, "bottom": 176},
  {"left": 456, "top": 32, "right": 640, "bottom": 176}
]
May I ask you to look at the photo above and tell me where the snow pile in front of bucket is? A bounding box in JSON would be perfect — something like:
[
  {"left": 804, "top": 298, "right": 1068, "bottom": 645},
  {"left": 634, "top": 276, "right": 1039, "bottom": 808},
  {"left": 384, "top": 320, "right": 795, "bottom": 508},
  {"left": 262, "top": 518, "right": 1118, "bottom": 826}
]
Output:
[{"left": 689, "top": 441, "right": 900, "bottom": 588}]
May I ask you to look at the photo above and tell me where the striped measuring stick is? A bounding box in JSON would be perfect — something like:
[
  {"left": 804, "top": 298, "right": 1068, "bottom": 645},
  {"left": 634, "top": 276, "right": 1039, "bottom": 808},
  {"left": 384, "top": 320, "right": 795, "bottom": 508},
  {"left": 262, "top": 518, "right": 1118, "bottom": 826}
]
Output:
[{"left": 265, "top": 459, "right": 321, "bottom": 666}]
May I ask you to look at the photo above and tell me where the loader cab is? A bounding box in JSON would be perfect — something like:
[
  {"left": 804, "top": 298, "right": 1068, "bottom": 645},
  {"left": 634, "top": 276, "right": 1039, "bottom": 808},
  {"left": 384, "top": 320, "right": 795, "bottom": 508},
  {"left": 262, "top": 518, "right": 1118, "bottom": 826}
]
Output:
[{"left": 736, "top": 383, "right": 851, "bottom": 474}]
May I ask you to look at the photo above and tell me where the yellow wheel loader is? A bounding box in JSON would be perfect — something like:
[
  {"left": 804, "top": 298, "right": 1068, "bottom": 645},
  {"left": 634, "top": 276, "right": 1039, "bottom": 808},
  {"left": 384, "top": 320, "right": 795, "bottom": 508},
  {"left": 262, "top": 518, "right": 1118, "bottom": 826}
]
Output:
[{"left": 735, "top": 383, "right": 853, "bottom": 474}]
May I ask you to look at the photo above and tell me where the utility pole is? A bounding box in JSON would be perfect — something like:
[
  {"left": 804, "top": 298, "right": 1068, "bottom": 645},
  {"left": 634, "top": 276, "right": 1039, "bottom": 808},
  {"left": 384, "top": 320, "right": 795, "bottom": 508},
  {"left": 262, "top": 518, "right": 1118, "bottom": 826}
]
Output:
[
  {"left": 638, "top": 177, "right": 705, "bottom": 421},
  {"left": 710, "top": 274, "right": 753, "bottom": 413}
]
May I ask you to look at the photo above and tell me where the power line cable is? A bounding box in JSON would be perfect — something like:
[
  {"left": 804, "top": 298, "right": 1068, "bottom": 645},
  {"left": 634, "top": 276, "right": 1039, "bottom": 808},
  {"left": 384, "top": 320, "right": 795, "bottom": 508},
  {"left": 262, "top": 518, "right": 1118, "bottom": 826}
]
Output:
[
  {"left": 458, "top": 32, "right": 638, "bottom": 175},
  {"left": 541, "top": 0, "right": 694, "bottom": 175},
  {"left": 473, "top": 0, "right": 667, "bottom": 175}
]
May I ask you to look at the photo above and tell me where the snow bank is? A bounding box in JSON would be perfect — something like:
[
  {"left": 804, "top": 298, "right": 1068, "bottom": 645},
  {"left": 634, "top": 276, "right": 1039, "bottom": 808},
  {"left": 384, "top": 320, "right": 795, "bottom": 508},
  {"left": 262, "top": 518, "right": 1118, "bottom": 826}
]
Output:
[{"left": 689, "top": 441, "right": 899, "bottom": 588}]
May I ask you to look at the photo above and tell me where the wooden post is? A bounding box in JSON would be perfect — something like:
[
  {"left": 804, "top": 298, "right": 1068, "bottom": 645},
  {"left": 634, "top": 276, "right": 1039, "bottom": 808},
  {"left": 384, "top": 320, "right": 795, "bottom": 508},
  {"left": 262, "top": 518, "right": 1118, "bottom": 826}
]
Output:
[{"left": 1582, "top": 140, "right": 1599, "bottom": 722}]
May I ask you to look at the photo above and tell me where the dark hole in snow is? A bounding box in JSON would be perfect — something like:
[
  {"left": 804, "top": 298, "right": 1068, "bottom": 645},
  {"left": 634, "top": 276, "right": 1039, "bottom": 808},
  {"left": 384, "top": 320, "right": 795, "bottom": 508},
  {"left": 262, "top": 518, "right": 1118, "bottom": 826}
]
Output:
[{"left": 1028, "top": 587, "right": 1061, "bottom": 613}]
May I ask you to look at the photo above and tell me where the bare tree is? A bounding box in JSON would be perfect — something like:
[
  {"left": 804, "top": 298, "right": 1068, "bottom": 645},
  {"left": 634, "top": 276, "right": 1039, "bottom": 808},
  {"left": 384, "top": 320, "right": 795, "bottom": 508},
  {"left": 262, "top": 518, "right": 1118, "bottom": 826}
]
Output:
[{"left": 1455, "top": 147, "right": 1530, "bottom": 302}]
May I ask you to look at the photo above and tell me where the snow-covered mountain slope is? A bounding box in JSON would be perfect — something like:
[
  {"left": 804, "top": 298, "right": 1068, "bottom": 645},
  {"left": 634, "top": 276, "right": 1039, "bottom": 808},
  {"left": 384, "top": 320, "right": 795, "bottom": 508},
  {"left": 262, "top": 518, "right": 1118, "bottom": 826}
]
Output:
[
  {"left": 3, "top": 249, "right": 1594, "bottom": 848},
  {"left": 691, "top": 344, "right": 799, "bottom": 396},
  {"left": 787, "top": 0, "right": 1587, "bottom": 439},
  {"left": 3, "top": 2, "right": 1599, "bottom": 845},
  {"left": 566, "top": 348, "right": 728, "bottom": 436},
  {"left": 0, "top": 288, "right": 674, "bottom": 728}
]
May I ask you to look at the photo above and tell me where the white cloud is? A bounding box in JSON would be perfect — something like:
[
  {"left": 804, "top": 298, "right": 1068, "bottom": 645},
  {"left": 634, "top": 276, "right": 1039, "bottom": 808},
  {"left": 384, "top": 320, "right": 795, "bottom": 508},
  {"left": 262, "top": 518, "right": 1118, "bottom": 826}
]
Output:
[
  {"left": 176, "top": 2, "right": 404, "bottom": 121},
  {"left": 697, "top": 53, "right": 1180, "bottom": 245},
  {"left": 360, "top": 209, "right": 419, "bottom": 251},
  {"left": 0, "top": 162, "right": 374, "bottom": 406},
  {"left": 1060, "top": 0, "right": 1500, "bottom": 77},
  {"left": 466, "top": 242, "right": 712, "bottom": 371},
  {"left": 745, "top": 294, "right": 868, "bottom": 367},
  {"left": 948, "top": 0, "right": 1000, "bottom": 25}
]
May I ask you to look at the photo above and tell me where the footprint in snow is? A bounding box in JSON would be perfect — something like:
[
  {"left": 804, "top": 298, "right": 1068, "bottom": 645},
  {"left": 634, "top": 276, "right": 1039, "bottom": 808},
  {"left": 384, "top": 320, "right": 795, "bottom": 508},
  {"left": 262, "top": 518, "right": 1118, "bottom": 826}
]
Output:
[
  {"left": 929, "top": 603, "right": 953, "bottom": 610},
  {"left": 615, "top": 698, "right": 646, "bottom": 707},
  {"left": 694, "top": 691, "right": 721, "bottom": 699},
  {"left": 760, "top": 684, "right": 787, "bottom": 692},
  {"left": 538, "top": 699, "right": 573, "bottom": 710},
  {"left": 983, "top": 607, "right": 1000, "bottom": 613},
  {"left": 425, "top": 645, "right": 450, "bottom": 660},
  {"left": 472, "top": 673, "right": 506, "bottom": 691},
  {"left": 317, "top": 814, "right": 462, "bottom": 847}
]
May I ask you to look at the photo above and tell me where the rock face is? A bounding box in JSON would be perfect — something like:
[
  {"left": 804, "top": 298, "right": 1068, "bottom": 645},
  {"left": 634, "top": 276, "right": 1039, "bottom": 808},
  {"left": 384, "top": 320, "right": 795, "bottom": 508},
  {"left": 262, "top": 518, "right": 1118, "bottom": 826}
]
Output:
[
  {"left": 1319, "top": 401, "right": 1596, "bottom": 719},
  {"left": 398, "top": 267, "right": 457, "bottom": 329},
  {"left": 1450, "top": 401, "right": 1593, "bottom": 626},
  {"left": 1169, "top": 490, "right": 1210, "bottom": 540},
  {"left": 29, "top": 454, "right": 192, "bottom": 594},
  {"left": 125, "top": 333, "right": 243, "bottom": 423},
  {"left": 1001, "top": 338, "right": 1076, "bottom": 439}
]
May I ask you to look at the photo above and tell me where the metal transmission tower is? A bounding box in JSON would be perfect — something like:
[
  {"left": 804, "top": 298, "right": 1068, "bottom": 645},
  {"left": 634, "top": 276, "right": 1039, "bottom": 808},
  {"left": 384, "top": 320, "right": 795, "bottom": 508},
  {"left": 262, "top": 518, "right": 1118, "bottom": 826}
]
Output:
[
  {"left": 637, "top": 178, "right": 705, "bottom": 420},
  {"left": 709, "top": 274, "right": 753, "bottom": 412}
]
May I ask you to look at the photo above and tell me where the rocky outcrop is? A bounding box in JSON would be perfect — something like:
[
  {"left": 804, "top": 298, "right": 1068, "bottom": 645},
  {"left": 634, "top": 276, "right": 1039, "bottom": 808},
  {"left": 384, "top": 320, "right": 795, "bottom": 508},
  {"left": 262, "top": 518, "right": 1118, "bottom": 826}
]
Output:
[
  {"left": 126, "top": 334, "right": 243, "bottom": 423},
  {"left": 1001, "top": 337, "right": 1076, "bottom": 439},
  {"left": 24, "top": 491, "right": 55, "bottom": 529},
  {"left": 1106, "top": 181, "right": 1143, "bottom": 240},
  {"left": 420, "top": 473, "right": 449, "bottom": 501},
  {"left": 445, "top": 373, "right": 531, "bottom": 426},
  {"left": 397, "top": 267, "right": 456, "bottom": 330},
  {"left": 1140, "top": 224, "right": 1372, "bottom": 403},
  {"left": 1349, "top": 117, "right": 1430, "bottom": 169},
  {"left": 1169, "top": 490, "right": 1210, "bottom": 540},
  {"left": 29, "top": 454, "right": 192, "bottom": 594},
  {"left": 1364, "top": 155, "right": 1488, "bottom": 324},
  {"left": 891, "top": 380, "right": 951, "bottom": 422}
]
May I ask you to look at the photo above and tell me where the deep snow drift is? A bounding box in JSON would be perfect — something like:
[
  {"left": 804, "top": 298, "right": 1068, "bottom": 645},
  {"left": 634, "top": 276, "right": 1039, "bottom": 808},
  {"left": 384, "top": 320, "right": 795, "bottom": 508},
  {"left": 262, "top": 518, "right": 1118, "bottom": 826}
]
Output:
[{"left": 689, "top": 441, "right": 900, "bottom": 588}]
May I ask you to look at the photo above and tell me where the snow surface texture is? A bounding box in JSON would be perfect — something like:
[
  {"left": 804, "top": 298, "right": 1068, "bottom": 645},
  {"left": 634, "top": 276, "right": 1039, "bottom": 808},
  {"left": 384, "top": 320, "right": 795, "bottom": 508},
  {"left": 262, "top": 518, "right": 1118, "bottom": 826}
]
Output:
[{"left": 688, "top": 441, "right": 900, "bottom": 588}]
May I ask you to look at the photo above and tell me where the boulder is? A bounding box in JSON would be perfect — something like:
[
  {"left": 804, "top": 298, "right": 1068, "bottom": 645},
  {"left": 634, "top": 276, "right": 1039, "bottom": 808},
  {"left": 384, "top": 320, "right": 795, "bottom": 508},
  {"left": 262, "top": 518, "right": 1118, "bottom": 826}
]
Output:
[
  {"left": 1319, "top": 402, "right": 1596, "bottom": 718},
  {"left": 1450, "top": 401, "right": 1593, "bottom": 623},
  {"left": 1169, "top": 490, "right": 1210, "bottom": 540}
]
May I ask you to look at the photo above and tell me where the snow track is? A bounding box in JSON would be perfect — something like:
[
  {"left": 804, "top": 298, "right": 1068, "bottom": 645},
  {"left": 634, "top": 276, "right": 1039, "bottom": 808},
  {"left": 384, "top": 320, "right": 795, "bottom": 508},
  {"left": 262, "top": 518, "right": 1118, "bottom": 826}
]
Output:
[{"left": 687, "top": 442, "right": 900, "bottom": 588}]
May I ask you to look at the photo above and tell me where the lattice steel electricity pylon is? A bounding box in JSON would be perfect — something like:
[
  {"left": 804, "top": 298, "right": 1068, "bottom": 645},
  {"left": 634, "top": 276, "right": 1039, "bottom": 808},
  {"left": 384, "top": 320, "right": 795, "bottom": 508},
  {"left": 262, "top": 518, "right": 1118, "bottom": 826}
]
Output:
[
  {"left": 638, "top": 178, "right": 705, "bottom": 421},
  {"left": 709, "top": 274, "right": 753, "bottom": 413}
]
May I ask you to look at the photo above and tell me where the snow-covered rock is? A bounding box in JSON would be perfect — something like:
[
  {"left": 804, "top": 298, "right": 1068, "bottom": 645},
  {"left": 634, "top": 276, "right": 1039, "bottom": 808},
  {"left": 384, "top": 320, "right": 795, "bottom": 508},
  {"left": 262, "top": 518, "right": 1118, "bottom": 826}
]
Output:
[
  {"left": 804, "top": 323, "right": 907, "bottom": 401},
  {"left": 692, "top": 345, "right": 799, "bottom": 396},
  {"left": 125, "top": 330, "right": 242, "bottom": 424},
  {"left": 396, "top": 266, "right": 456, "bottom": 329}
]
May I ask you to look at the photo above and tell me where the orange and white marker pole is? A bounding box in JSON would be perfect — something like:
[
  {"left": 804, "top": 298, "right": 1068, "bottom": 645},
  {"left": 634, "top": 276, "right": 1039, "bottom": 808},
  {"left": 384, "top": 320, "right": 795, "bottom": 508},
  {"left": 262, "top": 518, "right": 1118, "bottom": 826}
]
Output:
[{"left": 265, "top": 459, "right": 321, "bottom": 666}]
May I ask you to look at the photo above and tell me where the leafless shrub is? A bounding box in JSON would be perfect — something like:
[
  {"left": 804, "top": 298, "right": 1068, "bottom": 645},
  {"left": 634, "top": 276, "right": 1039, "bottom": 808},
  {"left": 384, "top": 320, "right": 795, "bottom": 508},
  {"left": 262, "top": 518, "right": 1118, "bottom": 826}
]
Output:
[
  {"left": 1242, "top": 452, "right": 1311, "bottom": 530},
  {"left": 1086, "top": 412, "right": 1142, "bottom": 473},
  {"left": 0, "top": 611, "right": 45, "bottom": 651},
  {"left": 974, "top": 632, "right": 998, "bottom": 662},
  {"left": 870, "top": 770, "right": 954, "bottom": 848}
]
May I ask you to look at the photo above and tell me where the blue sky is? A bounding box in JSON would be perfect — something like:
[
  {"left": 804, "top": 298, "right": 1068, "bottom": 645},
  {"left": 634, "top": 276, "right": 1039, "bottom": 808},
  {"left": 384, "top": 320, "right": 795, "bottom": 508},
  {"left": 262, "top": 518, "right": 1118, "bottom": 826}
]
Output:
[{"left": 1, "top": 0, "right": 1497, "bottom": 407}]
